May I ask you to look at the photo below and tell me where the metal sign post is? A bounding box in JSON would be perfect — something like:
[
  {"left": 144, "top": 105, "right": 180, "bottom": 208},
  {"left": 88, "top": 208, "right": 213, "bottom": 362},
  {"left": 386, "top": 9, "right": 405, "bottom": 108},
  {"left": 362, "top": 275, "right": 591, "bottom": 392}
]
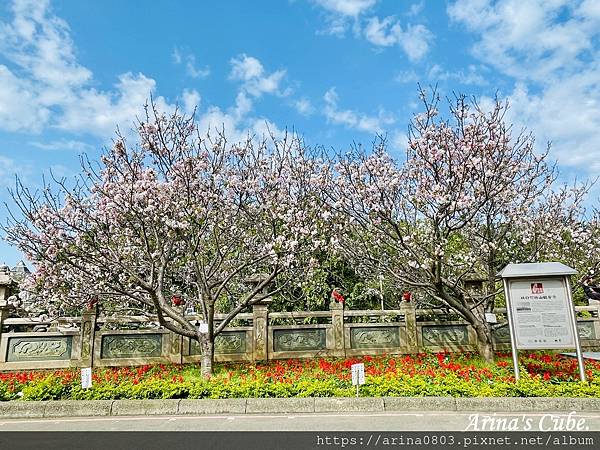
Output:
[
  {"left": 564, "top": 275, "right": 587, "bottom": 381},
  {"left": 502, "top": 277, "right": 521, "bottom": 381},
  {"left": 499, "top": 262, "right": 586, "bottom": 382}
]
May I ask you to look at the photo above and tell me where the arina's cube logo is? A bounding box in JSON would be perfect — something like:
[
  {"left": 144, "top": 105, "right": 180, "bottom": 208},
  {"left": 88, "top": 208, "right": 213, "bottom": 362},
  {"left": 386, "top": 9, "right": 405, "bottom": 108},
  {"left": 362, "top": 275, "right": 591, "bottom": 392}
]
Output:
[{"left": 531, "top": 283, "right": 544, "bottom": 294}]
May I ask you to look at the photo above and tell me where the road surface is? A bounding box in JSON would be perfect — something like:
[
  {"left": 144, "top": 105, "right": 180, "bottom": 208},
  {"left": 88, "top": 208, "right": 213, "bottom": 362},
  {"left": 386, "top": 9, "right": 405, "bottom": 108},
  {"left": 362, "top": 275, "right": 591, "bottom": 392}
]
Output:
[{"left": 2, "top": 410, "right": 600, "bottom": 431}]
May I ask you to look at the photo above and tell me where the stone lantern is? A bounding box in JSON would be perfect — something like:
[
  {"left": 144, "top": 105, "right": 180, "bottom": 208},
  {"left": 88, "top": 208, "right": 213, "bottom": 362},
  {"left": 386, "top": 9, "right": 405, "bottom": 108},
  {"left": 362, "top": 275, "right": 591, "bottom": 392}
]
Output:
[
  {"left": 245, "top": 273, "right": 273, "bottom": 306},
  {"left": 0, "top": 264, "right": 16, "bottom": 303},
  {"left": 464, "top": 274, "right": 487, "bottom": 295},
  {"left": 245, "top": 274, "right": 272, "bottom": 361}
]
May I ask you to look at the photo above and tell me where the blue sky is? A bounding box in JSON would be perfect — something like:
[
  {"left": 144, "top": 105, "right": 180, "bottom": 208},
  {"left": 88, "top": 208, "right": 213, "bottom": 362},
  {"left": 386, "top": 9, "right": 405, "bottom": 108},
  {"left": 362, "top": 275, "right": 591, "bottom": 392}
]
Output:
[{"left": 1, "top": 0, "right": 599, "bottom": 265}]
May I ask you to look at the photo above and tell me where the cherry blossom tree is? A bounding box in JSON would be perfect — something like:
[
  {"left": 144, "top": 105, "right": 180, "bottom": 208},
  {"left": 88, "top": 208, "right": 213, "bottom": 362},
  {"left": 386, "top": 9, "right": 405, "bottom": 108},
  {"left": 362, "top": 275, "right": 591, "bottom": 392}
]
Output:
[
  {"left": 3, "top": 105, "right": 329, "bottom": 377},
  {"left": 325, "top": 89, "right": 587, "bottom": 362},
  {"left": 519, "top": 187, "right": 600, "bottom": 289}
]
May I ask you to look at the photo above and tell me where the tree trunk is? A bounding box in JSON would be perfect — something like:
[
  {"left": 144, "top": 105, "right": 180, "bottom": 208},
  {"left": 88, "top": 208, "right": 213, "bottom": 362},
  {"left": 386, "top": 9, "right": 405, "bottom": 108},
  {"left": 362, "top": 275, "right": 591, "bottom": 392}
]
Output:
[
  {"left": 199, "top": 333, "right": 214, "bottom": 379},
  {"left": 471, "top": 285, "right": 496, "bottom": 363},
  {"left": 473, "top": 322, "right": 495, "bottom": 363}
]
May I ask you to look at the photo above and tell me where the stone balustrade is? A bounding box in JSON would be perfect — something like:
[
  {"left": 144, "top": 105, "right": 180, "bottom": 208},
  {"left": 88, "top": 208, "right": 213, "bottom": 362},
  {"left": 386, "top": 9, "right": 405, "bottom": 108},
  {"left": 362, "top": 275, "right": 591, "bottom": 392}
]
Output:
[{"left": 1, "top": 296, "right": 599, "bottom": 370}]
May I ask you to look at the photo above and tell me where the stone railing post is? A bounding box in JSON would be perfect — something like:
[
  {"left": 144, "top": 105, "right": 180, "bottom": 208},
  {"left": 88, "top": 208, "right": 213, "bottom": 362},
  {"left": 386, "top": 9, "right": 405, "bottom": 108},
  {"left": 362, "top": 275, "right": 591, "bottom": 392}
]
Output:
[
  {"left": 0, "top": 269, "right": 12, "bottom": 344},
  {"left": 593, "top": 301, "right": 600, "bottom": 345},
  {"left": 0, "top": 300, "right": 10, "bottom": 348},
  {"left": 79, "top": 305, "right": 97, "bottom": 367},
  {"left": 329, "top": 301, "right": 345, "bottom": 357},
  {"left": 400, "top": 301, "right": 418, "bottom": 353},
  {"left": 252, "top": 301, "right": 269, "bottom": 361},
  {"left": 168, "top": 323, "right": 183, "bottom": 365}
]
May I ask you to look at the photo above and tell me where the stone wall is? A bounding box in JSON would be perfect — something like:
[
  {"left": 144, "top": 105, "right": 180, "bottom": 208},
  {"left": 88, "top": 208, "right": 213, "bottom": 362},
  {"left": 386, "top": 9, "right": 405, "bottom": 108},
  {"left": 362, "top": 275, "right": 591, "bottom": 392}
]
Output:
[{"left": 1, "top": 295, "right": 599, "bottom": 371}]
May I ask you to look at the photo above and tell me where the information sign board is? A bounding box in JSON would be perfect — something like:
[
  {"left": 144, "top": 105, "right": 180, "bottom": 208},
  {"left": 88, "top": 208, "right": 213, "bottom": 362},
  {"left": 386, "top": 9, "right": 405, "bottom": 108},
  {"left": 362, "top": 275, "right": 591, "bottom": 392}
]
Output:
[
  {"left": 499, "top": 262, "right": 585, "bottom": 382},
  {"left": 507, "top": 278, "right": 576, "bottom": 349}
]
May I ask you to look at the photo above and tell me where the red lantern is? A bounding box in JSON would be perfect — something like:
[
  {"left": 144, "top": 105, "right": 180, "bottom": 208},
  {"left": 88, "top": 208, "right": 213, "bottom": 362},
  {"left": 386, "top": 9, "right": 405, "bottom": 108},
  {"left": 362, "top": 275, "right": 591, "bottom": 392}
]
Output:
[
  {"left": 332, "top": 289, "right": 345, "bottom": 303},
  {"left": 86, "top": 296, "right": 98, "bottom": 310},
  {"left": 172, "top": 295, "right": 183, "bottom": 306},
  {"left": 402, "top": 291, "right": 411, "bottom": 302}
]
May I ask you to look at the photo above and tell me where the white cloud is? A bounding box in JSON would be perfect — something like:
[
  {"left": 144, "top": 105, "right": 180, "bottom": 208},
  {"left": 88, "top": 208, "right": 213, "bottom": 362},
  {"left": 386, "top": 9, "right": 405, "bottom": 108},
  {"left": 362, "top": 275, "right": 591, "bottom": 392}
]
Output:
[
  {"left": 0, "top": 0, "right": 177, "bottom": 137},
  {"left": 197, "top": 105, "right": 285, "bottom": 143},
  {"left": 58, "top": 72, "right": 172, "bottom": 136},
  {"left": 364, "top": 16, "right": 433, "bottom": 61},
  {"left": 312, "top": 0, "right": 376, "bottom": 36},
  {"left": 408, "top": 1, "right": 425, "bottom": 17},
  {"left": 0, "top": 155, "right": 32, "bottom": 189},
  {"left": 578, "top": 0, "right": 600, "bottom": 20},
  {"left": 447, "top": 0, "right": 600, "bottom": 82},
  {"left": 394, "top": 70, "right": 419, "bottom": 84},
  {"left": 0, "top": 156, "right": 18, "bottom": 179},
  {"left": 313, "top": 0, "right": 376, "bottom": 17},
  {"left": 427, "top": 64, "right": 487, "bottom": 86},
  {"left": 502, "top": 79, "right": 600, "bottom": 171},
  {"left": 233, "top": 91, "right": 253, "bottom": 119},
  {"left": 251, "top": 119, "right": 285, "bottom": 140},
  {"left": 186, "top": 61, "right": 209, "bottom": 79},
  {"left": 229, "top": 54, "right": 287, "bottom": 97},
  {"left": 323, "top": 87, "right": 394, "bottom": 134},
  {"left": 399, "top": 24, "right": 433, "bottom": 62},
  {"left": 30, "top": 139, "right": 94, "bottom": 152},
  {"left": 294, "top": 98, "right": 315, "bottom": 116},
  {"left": 194, "top": 55, "right": 291, "bottom": 143},
  {"left": 448, "top": 0, "right": 600, "bottom": 173},
  {"left": 172, "top": 48, "right": 182, "bottom": 64},
  {"left": 172, "top": 48, "right": 210, "bottom": 79},
  {"left": 0, "top": 65, "right": 49, "bottom": 132},
  {"left": 181, "top": 89, "right": 201, "bottom": 115},
  {"left": 230, "top": 54, "right": 265, "bottom": 81},
  {"left": 364, "top": 16, "right": 399, "bottom": 46},
  {"left": 391, "top": 130, "right": 409, "bottom": 151},
  {"left": 311, "top": 0, "right": 434, "bottom": 57},
  {"left": 0, "top": 1, "right": 290, "bottom": 158}
]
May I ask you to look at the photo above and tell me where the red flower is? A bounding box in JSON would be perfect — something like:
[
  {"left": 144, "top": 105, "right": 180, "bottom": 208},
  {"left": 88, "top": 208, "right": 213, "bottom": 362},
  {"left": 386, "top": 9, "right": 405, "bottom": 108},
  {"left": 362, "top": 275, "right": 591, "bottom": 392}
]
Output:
[{"left": 543, "top": 372, "right": 551, "bottom": 381}]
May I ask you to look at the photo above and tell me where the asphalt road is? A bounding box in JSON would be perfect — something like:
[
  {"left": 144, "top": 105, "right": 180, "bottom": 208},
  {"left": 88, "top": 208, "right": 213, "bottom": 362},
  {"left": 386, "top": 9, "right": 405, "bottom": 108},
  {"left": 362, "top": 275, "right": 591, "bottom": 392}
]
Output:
[{"left": 2, "top": 411, "right": 600, "bottom": 431}]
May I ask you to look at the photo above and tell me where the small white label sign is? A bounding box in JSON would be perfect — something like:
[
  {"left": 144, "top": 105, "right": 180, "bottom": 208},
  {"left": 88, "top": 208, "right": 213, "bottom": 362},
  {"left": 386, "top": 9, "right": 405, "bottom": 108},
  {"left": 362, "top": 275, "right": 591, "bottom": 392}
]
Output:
[
  {"left": 198, "top": 321, "right": 209, "bottom": 334},
  {"left": 81, "top": 368, "right": 92, "bottom": 389},
  {"left": 485, "top": 313, "right": 498, "bottom": 324},
  {"left": 351, "top": 363, "right": 365, "bottom": 386}
]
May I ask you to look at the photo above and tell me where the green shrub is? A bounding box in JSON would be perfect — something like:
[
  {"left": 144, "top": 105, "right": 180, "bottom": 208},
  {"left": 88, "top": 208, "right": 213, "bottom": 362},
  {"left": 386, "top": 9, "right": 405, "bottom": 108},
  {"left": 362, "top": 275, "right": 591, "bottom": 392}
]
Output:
[
  {"left": 2, "top": 353, "right": 600, "bottom": 401},
  {"left": 20, "top": 375, "right": 68, "bottom": 401}
]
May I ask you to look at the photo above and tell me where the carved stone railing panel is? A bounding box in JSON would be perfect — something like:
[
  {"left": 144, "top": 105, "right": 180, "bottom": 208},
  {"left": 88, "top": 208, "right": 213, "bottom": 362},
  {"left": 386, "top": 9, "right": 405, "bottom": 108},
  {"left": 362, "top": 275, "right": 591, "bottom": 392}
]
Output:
[
  {"left": 492, "top": 321, "right": 597, "bottom": 344},
  {"left": 492, "top": 324, "right": 511, "bottom": 343},
  {"left": 422, "top": 325, "right": 470, "bottom": 346},
  {"left": 190, "top": 331, "right": 247, "bottom": 355},
  {"left": 577, "top": 321, "right": 596, "bottom": 340},
  {"left": 2, "top": 302, "right": 599, "bottom": 370},
  {"left": 273, "top": 328, "right": 326, "bottom": 352},
  {"left": 101, "top": 334, "right": 162, "bottom": 359},
  {"left": 350, "top": 326, "right": 400, "bottom": 349},
  {"left": 7, "top": 336, "right": 72, "bottom": 362}
]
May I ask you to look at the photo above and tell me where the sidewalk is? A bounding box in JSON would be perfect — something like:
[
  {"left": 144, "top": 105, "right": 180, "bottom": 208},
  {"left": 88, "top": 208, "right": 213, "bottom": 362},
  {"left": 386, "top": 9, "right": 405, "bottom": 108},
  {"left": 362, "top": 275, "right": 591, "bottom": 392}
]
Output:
[{"left": 2, "top": 397, "right": 600, "bottom": 419}]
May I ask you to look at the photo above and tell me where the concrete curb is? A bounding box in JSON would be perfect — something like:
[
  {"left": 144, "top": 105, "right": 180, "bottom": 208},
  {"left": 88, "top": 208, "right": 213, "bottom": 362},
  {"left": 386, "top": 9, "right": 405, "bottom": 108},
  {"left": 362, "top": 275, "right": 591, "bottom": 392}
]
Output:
[
  {"left": 314, "top": 397, "right": 384, "bottom": 413},
  {"left": 3, "top": 397, "right": 600, "bottom": 419}
]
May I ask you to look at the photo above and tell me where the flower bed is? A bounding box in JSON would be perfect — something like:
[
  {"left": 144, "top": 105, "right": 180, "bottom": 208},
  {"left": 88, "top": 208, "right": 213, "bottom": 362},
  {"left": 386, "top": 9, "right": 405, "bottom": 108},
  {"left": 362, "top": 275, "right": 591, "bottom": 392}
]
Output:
[{"left": 1, "top": 352, "right": 600, "bottom": 401}]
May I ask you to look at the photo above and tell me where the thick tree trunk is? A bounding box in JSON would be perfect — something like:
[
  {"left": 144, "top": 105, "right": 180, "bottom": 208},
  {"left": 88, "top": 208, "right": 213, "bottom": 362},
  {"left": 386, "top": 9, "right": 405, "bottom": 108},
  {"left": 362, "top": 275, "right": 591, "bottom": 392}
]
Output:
[
  {"left": 473, "top": 322, "right": 495, "bottom": 363},
  {"left": 435, "top": 284, "right": 496, "bottom": 363},
  {"left": 199, "top": 333, "right": 214, "bottom": 379}
]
